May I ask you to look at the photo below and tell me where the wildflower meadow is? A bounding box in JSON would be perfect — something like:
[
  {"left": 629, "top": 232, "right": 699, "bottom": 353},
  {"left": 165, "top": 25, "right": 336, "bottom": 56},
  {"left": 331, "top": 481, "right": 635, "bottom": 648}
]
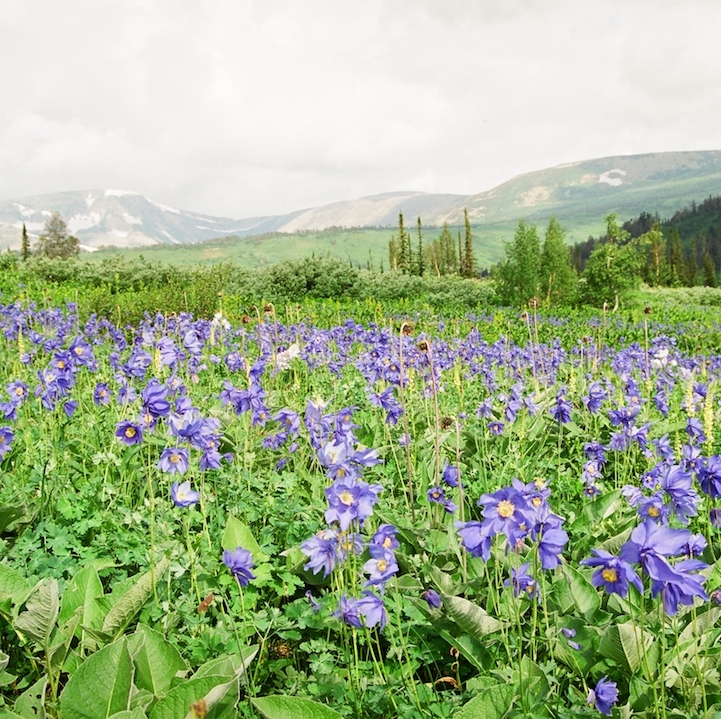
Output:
[{"left": 2, "top": 296, "right": 721, "bottom": 718}]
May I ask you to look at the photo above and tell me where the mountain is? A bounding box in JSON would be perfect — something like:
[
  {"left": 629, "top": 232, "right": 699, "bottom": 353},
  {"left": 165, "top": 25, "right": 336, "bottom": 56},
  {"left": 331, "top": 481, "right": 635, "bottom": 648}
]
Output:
[
  {"left": 2, "top": 150, "right": 721, "bottom": 253},
  {"left": 0, "top": 189, "right": 302, "bottom": 250}
]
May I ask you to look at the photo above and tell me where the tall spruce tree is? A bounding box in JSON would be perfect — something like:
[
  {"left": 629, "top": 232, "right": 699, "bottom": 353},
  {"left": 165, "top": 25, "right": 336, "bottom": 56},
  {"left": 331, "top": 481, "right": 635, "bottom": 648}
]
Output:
[
  {"left": 462, "top": 208, "right": 476, "bottom": 277},
  {"left": 21, "top": 223, "right": 30, "bottom": 261},
  {"left": 398, "top": 212, "right": 411, "bottom": 274},
  {"left": 416, "top": 217, "right": 424, "bottom": 276}
]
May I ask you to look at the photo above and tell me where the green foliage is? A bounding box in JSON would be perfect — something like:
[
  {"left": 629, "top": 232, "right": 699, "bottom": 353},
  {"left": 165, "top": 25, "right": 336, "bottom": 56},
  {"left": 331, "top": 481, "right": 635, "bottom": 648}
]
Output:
[
  {"left": 495, "top": 219, "right": 542, "bottom": 307},
  {"left": 540, "top": 216, "right": 576, "bottom": 306},
  {"left": 37, "top": 213, "right": 79, "bottom": 260}
]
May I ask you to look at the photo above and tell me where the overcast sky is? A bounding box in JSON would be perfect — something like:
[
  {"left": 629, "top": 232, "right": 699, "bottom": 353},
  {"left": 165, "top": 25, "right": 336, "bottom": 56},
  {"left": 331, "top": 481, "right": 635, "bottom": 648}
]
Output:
[{"left": 2, "top": 0, "right": 720, "bottom": 219}]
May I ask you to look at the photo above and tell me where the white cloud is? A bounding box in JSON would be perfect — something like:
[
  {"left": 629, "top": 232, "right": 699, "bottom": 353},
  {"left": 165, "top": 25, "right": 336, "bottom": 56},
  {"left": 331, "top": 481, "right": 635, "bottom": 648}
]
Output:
[{"left": 1, "top": 0, "right": 720, "bottom": 218}]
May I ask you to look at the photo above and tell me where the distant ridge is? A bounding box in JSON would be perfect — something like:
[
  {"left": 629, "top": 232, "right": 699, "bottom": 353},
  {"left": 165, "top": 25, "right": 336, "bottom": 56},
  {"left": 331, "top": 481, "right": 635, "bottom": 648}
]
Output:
[{"left": 2, "top": 150, "right": 721, "bottom": 251}]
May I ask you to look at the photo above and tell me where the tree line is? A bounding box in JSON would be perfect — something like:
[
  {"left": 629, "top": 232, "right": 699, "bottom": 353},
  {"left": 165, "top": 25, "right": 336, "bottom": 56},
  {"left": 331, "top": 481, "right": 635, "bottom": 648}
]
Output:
[
  {"left": 19, "top": 212, "right": 80, "bottom": 260},
  {"left": 388, "top": 209, "right": 478, "bottom": 278}
]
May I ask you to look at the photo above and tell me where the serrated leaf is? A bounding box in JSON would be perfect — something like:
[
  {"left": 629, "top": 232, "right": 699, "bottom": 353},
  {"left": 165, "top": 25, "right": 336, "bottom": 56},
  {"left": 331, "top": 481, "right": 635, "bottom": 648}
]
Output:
[
  {"left": 59, "top": 638, "right": 134, "bottom": 719},
  {"left": 221, "top": 516, "right": 267, "bottom": 562},
  {"left": 102, "top": 557, "right": 169, "bottom": 640},
  {"left": 561, "top": 565, "right": 600, "bottom": 622},
  {"left": 251, "top": 695, "right": 344, "bottom": 719},
  {"left": 0, "top": 564, "right": 32, "bottom": 607},
  {"left": 441, "top": 593, "right": 504, "bottom": 638},
  {"left": 15, "top": 578, "right": 59, "bottom": 647},
  {"left": 128, "top": 624, "right": 187, "bottom": 697},
  {"left": 453, "top": 683, "right": 516, "bottom": 719}
]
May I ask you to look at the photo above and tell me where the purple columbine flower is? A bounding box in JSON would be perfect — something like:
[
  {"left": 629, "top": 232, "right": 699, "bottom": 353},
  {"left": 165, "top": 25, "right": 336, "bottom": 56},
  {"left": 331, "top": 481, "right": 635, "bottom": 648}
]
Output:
[
  {"left": 422, "top": 588, "right": 442, "bottom": 609},
  {"left": 442, "top": 463, "right": 460, "bottom": 487},
  {"left": 332, "top": 595, "right": 363, "bottom": 628},
  {"left": 63, "top": 400, "right": 78, "bottom": 418},
  {"left": 357, "top": 591, "right": 387, "bottom": 629},
  {"left": 324, "top": 477, "right": 382, "bottom": 530},
  {"left": 170, "top": 480, "right": 200, "bottom": 508},
  {"left": 650, "top": 558, "right": 709, "bottom": 616},
  {"left": 300, "top": 529, "right": 338, "bottom": 578},
  {"left": 93, "top": 382, "right": 111, "bottom": 406},
  {"left": 222, "top": 546, "right": 256, "bottom": 587},
  {"left": 305, "top": 590, "right": 321, "bottom": 613},
  {"left": 587, "top": 677, "right": 619, "bottom": 716},
  {"left": 158, "top": 447, "right": 190, "bottom": 475},
  {"left": 0, "top": 426, "right": 14, "bottom": 459},
  {"left": 505, "top": 563, "right": 537, "bottom": 599},
  {"left": 115, "top": 420, "right": 143, "bottom": 446},
  {"left": 581, "top": 549, "right": 643, "bottom": 597},
  {"left": 369, "top": 524, "right": 399, "bottom": 555},
  {"left": 363, "top": 548, "right": 398, "bottom": 587}
]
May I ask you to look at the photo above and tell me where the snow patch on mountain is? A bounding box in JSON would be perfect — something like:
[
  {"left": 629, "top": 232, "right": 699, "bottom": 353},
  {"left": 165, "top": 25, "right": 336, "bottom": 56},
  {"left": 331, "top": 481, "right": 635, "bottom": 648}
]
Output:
[
  {"left": 121, "top": 212, "right": 142, "bottom": 225},
  {"left": 105, "top": 189, "right": 139, "bottom": 197},
  {"left": 598, "top": 169, "right": 626, "bottom": 186},
  {"left": 149, "top": 199, "right": 180, "bottom": 214}
]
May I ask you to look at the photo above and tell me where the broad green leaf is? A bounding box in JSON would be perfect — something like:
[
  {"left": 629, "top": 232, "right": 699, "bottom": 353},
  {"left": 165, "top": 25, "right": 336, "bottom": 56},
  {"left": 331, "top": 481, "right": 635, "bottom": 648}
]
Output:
[
  {"left": 598, "top": 621, "right": 655, "bottom": 675},
  {"left": 436, "top": 630, "right": 488, "bottom": 673},
  {"left": 517, "top": 656, "right": 549, "bottom": 701},
  {"left": 102, "top": 557, "right": 169, "bottom": 640},
  {"left": 193, "top": 646, "right": 257, "bottom": 679},
  {"left": 452, "top": 683, "right": 516, "bottom": 719},
  {"left": 108, "top": 710, "right": 147, "bottom": 719},
  {"left": 221, "top": 516, "right": 267, "bottom": 562},
  {"left": 0, "top": 564, "right": 31, "bottom": 607},
  {"left": 59, "top": 566, "right": 105, "bottom": 631},
  {"left": 148, "top": 677, "right": 230, "bottom": 719},
  {"left": 128, "top": 625, "right": 187, "bottom": 697},
  {"left": 15, "top": 578, "right": 59, "bottom": 647},
  {"left": 678, "top": 606, "right": 721, "bottom": 647},
  {"left": 427, "top": 565, "right": 459, "bottom": 595},
  {"left": 561, "top": 565, "right": 600, "bottom": 622},
  {"left": 251, "top": 695, "right": 344, "bottom": 719},
  {"left": 583, "top": 489, "right": 622, "bottom": 525},
  {"left": 59, "top": 638, "right": 134, "bottom": 719},
  {"left": 0, "top": 649, "right": 8, "bottom": 672},
  {"left": 14, "top": 676, "right": 47, "bottom": 719},
  {"left": 50, "top": 607, "right": 83, "bottom": 673},
  {"left": 441, "top": 593, "right": 504, "bottom": 638}
]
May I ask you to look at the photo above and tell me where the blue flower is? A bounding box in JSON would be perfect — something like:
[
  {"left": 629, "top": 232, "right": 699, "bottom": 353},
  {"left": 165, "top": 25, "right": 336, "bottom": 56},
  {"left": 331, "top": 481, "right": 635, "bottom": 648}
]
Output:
[
  {"left": 581, "top": 549, "right": 643, "bottom": 597},
  {"left": 170, "top": 480, "right": 200, "bottom": 508},
  {"left": 587, "top": 677, "right": 618, "bottom": 715},
  {"left": 222, "top": 546, "right": 256, "bottom": 587}
]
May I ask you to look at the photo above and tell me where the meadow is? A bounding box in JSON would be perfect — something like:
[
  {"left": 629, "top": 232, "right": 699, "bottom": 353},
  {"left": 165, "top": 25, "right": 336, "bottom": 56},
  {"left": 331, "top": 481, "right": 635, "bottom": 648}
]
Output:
[{"left": 3, "top": 276, "right": 721, "bottom": 718}]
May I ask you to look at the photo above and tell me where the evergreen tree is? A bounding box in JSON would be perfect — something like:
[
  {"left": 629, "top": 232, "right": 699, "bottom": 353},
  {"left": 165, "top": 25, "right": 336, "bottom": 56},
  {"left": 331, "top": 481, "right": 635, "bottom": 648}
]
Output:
[
  {"left": 540, "top": 215, "right": 576, "bottom": 305},
  {"left": 667, "top": 227, "right": 684, "bottom": 287},
  {"left": 416, "top": 217, "right": 424, "bottom": 276},
  {"left": 37, "top": 212, "right": 79, "bottom": 259},
  {"left": 496, "top": 220, "right": 542, "bottom": 306},
  {"left": 439, "top": 223, "right": 455, "bottom": 275},
  {"left": 462, "top": 208, "right": 476, "bottom": 278},
  {"left": 397, "top": 212, "right": 411, "bottom": 274},
  {"left": 703, "top": 248, "right": 717, "bottom": 287},
  {"left": 21, "top": 223, "right": 30, "bottom": 261},
  {"left": 457, "top": 232, "right": 463, "bottom": 276},
  {"left": 388, "top": 234, "right": 399, "bottom": 270},
  {"left": 645, "top": 225, "right": 667, "bottom": 286}
]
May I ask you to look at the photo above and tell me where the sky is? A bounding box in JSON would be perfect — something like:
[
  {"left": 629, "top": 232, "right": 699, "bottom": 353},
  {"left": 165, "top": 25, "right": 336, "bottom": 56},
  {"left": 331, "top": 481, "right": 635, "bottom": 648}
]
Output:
[{"left": 2, "top": 0, "right": 721, "bottom": 219}]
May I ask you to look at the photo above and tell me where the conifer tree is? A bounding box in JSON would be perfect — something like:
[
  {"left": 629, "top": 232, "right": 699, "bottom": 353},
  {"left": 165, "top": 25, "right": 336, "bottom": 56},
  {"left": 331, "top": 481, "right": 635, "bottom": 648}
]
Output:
[
  {"left": 397, "top": 212, "right": 411, "bottom": 274},
  {"left": 416, "top": 217, "right": 424, "bottom": 276},
  {"left": 667, "top": 228, "right": 684, "bottom": 287},
  {"left": 21, "top": 223, "right": 30, "bottom": 261},
  {"left": 703, "top": 248, "right": 717, "bottom": 287},
  {"left": 439, "top": 223, "right": 455, "bottom": 275},
  {"left": 388, "top": 234, "right": 399, "bottom": 270},
  {"left": 462, "top": 208, "right": 476, "bottom": 277},
  {"left": 457, "top": 231, "right": 463, "bottom": 275}
]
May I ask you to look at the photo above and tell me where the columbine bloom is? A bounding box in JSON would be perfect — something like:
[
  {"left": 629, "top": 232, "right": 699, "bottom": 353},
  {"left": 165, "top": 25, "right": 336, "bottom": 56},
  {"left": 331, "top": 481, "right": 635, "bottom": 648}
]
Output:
[
  {"left": 357, "top": 591, "right": 387, "bottom": 629},
  {"left": 478, "top": 486, "right": 534, "bottom": 546},
  {"left": 332, "top": 595, "right": 363, "bottom": 628},
  {"left": 158, "top": 447, "right": 190, "bottom": 475},
  {"left": 422, "top": 588, "right": 442, "bottom": 609},
  {"left": 115, "top": 420, "right": 143, "bottom": 446},
  {"left": 93, "top": 382, "right": 111, "bottom": 406},
  {"left": 222, "top": 546, "right": 256, "bottom": 587},
  {"left": 170, "top": 480, "right": 200, "bottom": 508},
  {"left": 300, "top": 529, "right": 338, "bottom": 578},
  {"left": 369, "top": 524, "right": 399, "bottom": 555},
  {"left": 363, "top": 549, "right": 398, "bottom": 587},
  {"left": 505, "top": 563, "right": 537, "bottom": 599},
  {"left": 587, "top": 677, "right": 618, "bottom": 716},
  {"left": 581, "top": 549, "right": 643, "bottom": 597},
  {"left": 324, "top": 477, "right": 382, "bottom": 530},
  {"left": 0, "top": 426, "right": 14, "bottom": 459}
]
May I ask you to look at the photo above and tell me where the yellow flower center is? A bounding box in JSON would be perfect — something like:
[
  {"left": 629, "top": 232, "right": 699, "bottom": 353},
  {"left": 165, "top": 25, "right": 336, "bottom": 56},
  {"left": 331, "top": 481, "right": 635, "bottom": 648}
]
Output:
[
  {"left": 339, "top": 491, "right": 354, "bottom": 506},
  {"left": 57, "top": 360, "right": 65, "bottom": 369},
  {"left": 648, "top": 506, "right": 660, "bottom": 518},
  {"left": 377, "top": 559, "right": 388, "bottom": 572},
  {"left": 383, "top": 537, "right": 392, "bottom": 549},
  {"left": 602, "top": 568, "right": 618, "bottom": 583},
  {"left": 337, "top": 468, "right": 346, "bottom": 479},
  {"left": 74, "top": 346, "right": 83, "bottom": 356},
  {"left": 497, "top": 499, "right": 515, "bottom": 518},
  {"left": 170, "top": 454, "right": 180, "bottom": 464},
  {"left": 15, "top": 388, "right": 23, "bottom": 396},
  {"left": 125, "top": 427, "right": 136, "bottom": 438},
  {"left": 532, "top": 497, "right": 542, "bottom": 507}
]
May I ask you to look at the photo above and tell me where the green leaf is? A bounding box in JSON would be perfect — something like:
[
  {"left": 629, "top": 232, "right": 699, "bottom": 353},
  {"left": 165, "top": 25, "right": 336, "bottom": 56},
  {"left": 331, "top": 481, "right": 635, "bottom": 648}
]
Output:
[
  {"left": 598, "top": 621, "right": 656, "bottom": 675},
  {"left": 127, "top": 625, "right": 187, "bottom": 697},
  {"left": 441, "top": 593, "right": 504, "bottom": 638},
  {"left": 251, "top": 695, "right": 344, "bottom": 719},
  {"left": 102, "top": 557, "right": 169, "bottom": 640},
  {"left": 427, "top": 565, "right": 459, "bottom": 595},
  {"left": 0, "top": 564, "right": 31, "bottom": 607},
  {"left": 59, "top": 638, "right": 134, "bottom": 719},
  {"left": 148, "top": 677, "right": 230, "bottom": 719},
  {"left": 561, "top": 565, "right": 600, "bottom": 622},
  {"left": 221, "top": 516, "right": 267, "bottom": 562},
  {"left": 452, "top": 683, "right": 516, "bottom": 719},
  {"left": 107, "top": 710, "right": 147, "bottom": 719},
  {"left": 59, "top": 566, "right": 106, "bottom": 632},
  {"left": 15, "top": 578, "right": 59, "bottom": 647},
  {"left": 436, "top": 631, "right": 488, "bottom": 673},
  {"left": 14, "top": 677, "right": 47, "bottom": 719},
  {"left": 0, "top": 505, "right": 25, "bottom": 533},
  {"left": 192, "top": 647, "right": 257, "bottom": 679}
]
